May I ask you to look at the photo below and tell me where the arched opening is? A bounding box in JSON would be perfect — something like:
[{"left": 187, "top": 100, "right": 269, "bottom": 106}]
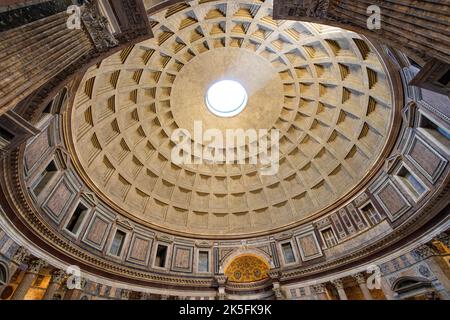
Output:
[
  {"left": 52, "top": 293, "right": 62, "bottom": 300},
  {"left": 0, "top": 286, "right": 13, "bottom": 300},
  {"left": 392, "top": 276, "right": 439, "bottom": 300},
  {"left": 0, "top": 263, "right": 8, "bottom": 285},
  {"left": 53, "top": 87, "right": 68, "bottom": 114}
]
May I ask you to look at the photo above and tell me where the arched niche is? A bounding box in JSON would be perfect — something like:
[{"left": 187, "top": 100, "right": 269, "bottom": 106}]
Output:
[
  {"left": 391, "top": 276, "right": 438, "bottom": 300},
  {"left": 224, "top": 254, "right": 270, "bottom": 283},
  {"left": 0, "top": 262, "right": 8, "bottom": 285}
]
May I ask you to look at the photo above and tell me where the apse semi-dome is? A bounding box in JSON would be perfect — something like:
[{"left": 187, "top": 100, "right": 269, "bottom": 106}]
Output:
[{"left": 67, "top": 0, "right": 395, "bottom": 237}]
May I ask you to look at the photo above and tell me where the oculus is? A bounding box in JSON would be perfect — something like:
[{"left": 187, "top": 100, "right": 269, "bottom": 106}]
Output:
[{"left": 205, "top": 80, "right": 248, "bottom": 117}]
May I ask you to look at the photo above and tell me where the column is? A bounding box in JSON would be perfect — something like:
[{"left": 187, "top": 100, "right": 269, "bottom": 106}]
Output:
[
  {"left": 272, "top": 282, "right": 284, "bottom": 300},
  {"left": 42, "top": 270, "right": 66, "bottom": 300},
  {"left": 0, "top": 269, "right": 7, "bottom": 293},
  {"left": 268, "top": 270, "right": 284, "bottom": 300},
  {"left": 64, "top": 278, "right": 87, "bottom": 300},
  {"left": 140, "top": 292, "right": 148, "bottom": 300},
  {"left": 433, "top": 232, "right": 449, "bottom": 250},
  {"left": 10, "top": 246, "right": 30, "bottom": 276},
  {"left": 353, "top": 273, "right": 372, "bottom": 300},
  {"left": 311, "top": 284, "right": 328, "bottom": 300},
  {"left": 379, "top": 277, "right": 395, "bottom": 300},
  {"left": 331, "top": 279, "right": 348, "bottom": 300},
  {"left": 420, "top": 236, "right": 450, "bottom": 299},
  {"left": 2, "top": 247, "right": 29, "bottom": 297},
  {"left": 120, "top": 289, "right": 130, "bottom": 300},
  {"left": 215, "top": 275, "right": 227, "bottom": 300},
  {"left": 11, "top": 258, "right": 46, "bottom": 300}
]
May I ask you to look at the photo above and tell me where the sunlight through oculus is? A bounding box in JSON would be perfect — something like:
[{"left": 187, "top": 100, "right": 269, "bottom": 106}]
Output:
[{"left": 205, "top": 80, "right": 248, "bottom": 117}]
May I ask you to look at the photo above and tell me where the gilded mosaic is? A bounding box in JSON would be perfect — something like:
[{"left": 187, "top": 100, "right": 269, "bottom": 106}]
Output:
[{"left": 225, "top": 255, "right": 269, "bottom": 283}]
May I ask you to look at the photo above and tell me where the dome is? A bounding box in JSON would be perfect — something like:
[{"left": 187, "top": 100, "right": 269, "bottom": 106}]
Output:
[{"left": 68, "top": 0, "right": 394, "bottom": 237}]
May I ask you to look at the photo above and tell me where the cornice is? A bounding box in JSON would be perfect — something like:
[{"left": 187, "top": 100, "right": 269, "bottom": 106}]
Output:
[
  {"left": 0, "top": 143, "right": 448, "bottom": 290},
  {"left": 0, "top": 148, "right": 216, "bottom": 289}
]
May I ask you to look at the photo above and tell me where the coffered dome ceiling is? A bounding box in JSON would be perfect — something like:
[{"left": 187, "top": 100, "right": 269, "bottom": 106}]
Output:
[{"left": 67, "top": 0, "right": 395, "bottom": 237}]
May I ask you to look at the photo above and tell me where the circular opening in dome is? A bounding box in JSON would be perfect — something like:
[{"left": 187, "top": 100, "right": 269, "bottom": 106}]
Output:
[{"left": 205, "top": 80, "right": 248, "bottom": 117}]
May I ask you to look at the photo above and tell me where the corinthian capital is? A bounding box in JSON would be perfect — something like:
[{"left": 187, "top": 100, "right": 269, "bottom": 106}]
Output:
[
  {"left": 274, "top": 0, "right": 330, "bottom": 19},
  {"left": 311, "top": 283, "right": 326, "bottom": 294},
  {"left": 352, "top": 273, "right": 366, "bottom": 284},
  {"left": 215, "top": 275, "right": 228, "bottom": 286},
  {"left": 268, "top": 269, "right": 282, "bottom": 281},
  {"left": 81, "top": 2, "right": 119, "bottom": 52},
  {"left": 28, "top": 258, "right": 47, "bottom": 274},
  {"left": 331, "top": 279, "right": 344, "bottom": 289},
  {"left": 433, "top": 232, "right": 449, "bottom": 248},
  {"left": 306, "top": 0, "right": 330, "bottom": 18},
  {"left": 120, "top": 289, "right": 130, "bottom": 300},
  {"left": 50, "top": 269, "right": 67, "bottom": 285},
  {"left": 12, "top": 246, "right": 30, "bottom": 264}
]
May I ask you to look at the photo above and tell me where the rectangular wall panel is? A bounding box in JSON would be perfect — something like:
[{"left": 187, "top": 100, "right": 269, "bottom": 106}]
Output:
[
  {"left": 405, "top": 134, "right": 447, "bottom": 183},
  {"left": 373, "top": 179, "right": 411, "bottom": 221},
  {"left": 171, "top": 245, "right": 193, "bottom": 273},
  {"left": 295, "top": 226, "right": 323, "bottom": 261},
  {"left": 82, "top": 212, "right": 112, "bottom": 250},
  {"left": 126, "top": 233, "right": 152, "bottom": 266},
  {"left": 42, "top": 177, "right": 76, "bottom": 223}
]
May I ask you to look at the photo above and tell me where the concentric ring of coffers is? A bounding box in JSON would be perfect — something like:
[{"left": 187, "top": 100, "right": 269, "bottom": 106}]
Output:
[{"left": 68, "top": 0, "right": 394, "bottom": 236}]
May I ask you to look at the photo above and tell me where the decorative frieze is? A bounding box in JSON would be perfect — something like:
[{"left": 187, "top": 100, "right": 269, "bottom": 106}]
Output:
[
  {"left": 411, "top": 244, "right": 439, "bottom": 261},
  {"left": 81, "top": 2, "right": 119, "bottom": 52},
  {"left": 120, "top": 289, "right": 130, "bottom": 300},
  {"left": 274, "top": 0, "right": 330, "bottom": 19}
]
